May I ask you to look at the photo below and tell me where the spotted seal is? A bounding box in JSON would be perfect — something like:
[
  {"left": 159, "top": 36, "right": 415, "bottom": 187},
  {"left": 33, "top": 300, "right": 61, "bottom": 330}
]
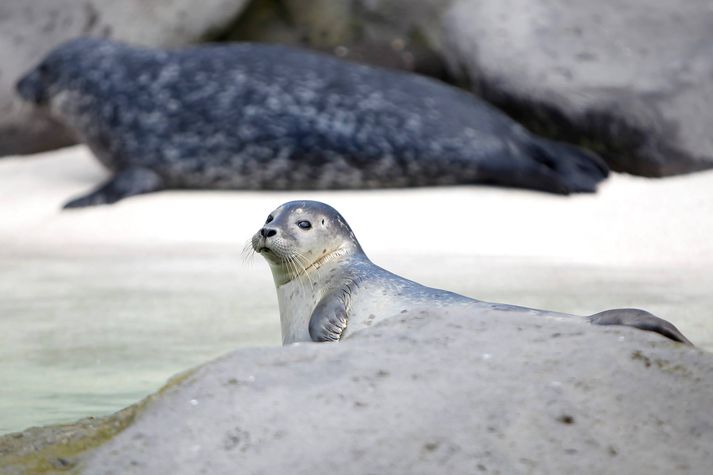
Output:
[
  {"left": 16, "top": 37, "right": 608, "bottom": 209},
  {"left": 251, "top": 200, "right": 691, "bottom": 346}
]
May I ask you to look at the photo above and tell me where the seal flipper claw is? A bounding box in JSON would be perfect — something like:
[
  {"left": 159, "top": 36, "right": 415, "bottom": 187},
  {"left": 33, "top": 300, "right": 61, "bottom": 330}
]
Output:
[
  {"left": 588, "top": 308, "right": 693, "bottom": 345},
  {"left": 309, "top": 296, "right": 349, "bottom": 342},
  {"left": 63, "top": 167, "right": 165, "bottom": 209}
]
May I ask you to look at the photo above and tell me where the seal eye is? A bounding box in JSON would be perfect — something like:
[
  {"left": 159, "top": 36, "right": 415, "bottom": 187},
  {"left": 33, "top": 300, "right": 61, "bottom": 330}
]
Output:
[
  {"left": 265, "top": 215, "right": 274, "bottom": 224},
  {"left": 297, "top": 220, "right": 312, "bottom": 230}
]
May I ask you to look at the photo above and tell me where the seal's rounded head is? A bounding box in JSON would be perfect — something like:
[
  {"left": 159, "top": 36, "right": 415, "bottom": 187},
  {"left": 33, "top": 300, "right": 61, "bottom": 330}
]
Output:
[
  {"left": 16, "top": 37, "right": 120, "bottom": 105},
  {"left": 252, "top": 201, "right": 362, "bottom": 269}
]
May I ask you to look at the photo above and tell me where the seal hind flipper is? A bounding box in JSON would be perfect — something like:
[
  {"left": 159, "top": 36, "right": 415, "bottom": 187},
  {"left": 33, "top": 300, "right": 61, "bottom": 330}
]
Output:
[
  {"left": 476, "top": 138, "right": 609, "bottom": 195},
  {"left": 588, "top": 308, "right": 693, "bottom": 345},
  {"left": 309, "top": 296, "right": 349, "bottom": 342},
  {"left": 63, "top": 167, "right": 165, "bottom": 209},
  {"left": 526, "top": 138, "right": 610, "bottom": 193}
]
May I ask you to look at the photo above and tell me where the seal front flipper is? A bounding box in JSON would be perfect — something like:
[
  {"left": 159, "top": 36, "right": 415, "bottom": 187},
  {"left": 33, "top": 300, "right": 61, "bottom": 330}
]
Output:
[
  {"left": 63, "top": 167, "right": 165, "bottom": 209},
  {"left": 588, "top": 308, "right": 693, "bottom": 345},
  {"left": 309, "top": 296, "right": 349, "bottom": 342}
]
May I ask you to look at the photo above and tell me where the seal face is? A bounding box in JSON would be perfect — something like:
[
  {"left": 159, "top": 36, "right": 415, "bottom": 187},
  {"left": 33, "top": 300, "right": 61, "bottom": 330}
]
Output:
[
  {"left": 17, "top": 38, "right": 609, "bottom": 208},
  {"left": 253, "top": 200, "right": 692, "bottom": 346}
]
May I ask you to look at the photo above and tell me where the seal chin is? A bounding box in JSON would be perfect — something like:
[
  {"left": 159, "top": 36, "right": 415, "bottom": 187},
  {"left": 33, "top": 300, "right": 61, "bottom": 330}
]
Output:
[{"left": 254, "top": 241, "right": 286, "bottom": 265}]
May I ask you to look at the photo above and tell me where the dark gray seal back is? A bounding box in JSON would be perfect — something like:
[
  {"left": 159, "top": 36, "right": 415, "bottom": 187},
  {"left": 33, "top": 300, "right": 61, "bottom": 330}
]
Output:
[{"left": 16, "top": 38, "right": 609, "bottom": 208}]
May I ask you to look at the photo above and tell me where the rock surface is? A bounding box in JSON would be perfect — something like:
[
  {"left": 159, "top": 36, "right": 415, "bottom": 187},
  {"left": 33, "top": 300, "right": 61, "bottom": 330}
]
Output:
[
  {"left": 23, "top": 308, "right": 707, "bottom": 474},
  {"left": 443, "top": 0, "right": 713, "bottom": 176},
  {"left": 228, "top": 0, "right": 453, "bottom": 79},
  {"left": 0, "top": 0, "right": 250, "bottom": 157}
]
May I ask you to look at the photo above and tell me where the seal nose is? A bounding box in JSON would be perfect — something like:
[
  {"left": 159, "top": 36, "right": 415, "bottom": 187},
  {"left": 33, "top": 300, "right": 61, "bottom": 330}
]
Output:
[{"left": 260, "top": 228, "right": 277, "bottom": 238}]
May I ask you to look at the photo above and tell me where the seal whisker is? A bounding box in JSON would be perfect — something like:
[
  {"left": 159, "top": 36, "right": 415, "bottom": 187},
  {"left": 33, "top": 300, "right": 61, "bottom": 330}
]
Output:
[
  {"left": 290, "top": 255, "right": 310, "bottom": 297},
  {"left": 294, "top": 255, "right": 315, "bottom": 296},
  {"left": 284, "top": 256, "right": 303, "bottom": 295},
  {"left": 241, "top": 240, "right": 257, "bottom": 265},
  {"left": 292, "top": 252, "right": 319, "bottom": 288}
]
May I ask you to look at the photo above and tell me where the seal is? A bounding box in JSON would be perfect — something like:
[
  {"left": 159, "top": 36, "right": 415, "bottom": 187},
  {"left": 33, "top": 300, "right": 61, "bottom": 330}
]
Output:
[
  {"left": 251, "top": 200, "right": 692, "bottom": 346},
  {"left": 16, "top": 37, "right": 608, "bottom": 209}
]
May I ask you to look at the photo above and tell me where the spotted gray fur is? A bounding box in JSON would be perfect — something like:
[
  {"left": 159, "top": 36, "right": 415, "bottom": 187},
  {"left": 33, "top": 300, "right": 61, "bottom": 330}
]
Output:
[
  {"left": 17, "top": 37, "right": 609, "bottom": 208},
  {"left": 253, "top": 200, "right": 692, "bottom": 346}
]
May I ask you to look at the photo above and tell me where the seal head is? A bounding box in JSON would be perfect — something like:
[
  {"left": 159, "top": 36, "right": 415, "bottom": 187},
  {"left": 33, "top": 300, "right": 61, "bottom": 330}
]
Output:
[
  {"left": 252, "top": 200, "right": 363, "bottom": 286},
  {"left": 16, "top": 38, "right": 115, "bottom": 106}
]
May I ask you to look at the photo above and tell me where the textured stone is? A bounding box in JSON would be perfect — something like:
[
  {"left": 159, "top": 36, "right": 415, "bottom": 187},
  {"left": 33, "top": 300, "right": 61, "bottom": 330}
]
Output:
[
  {"left": 72, "top": 309, "right": 712, "bottom": 474},
  {"left": 228, "top": 0, "right": 453, "bottom": 79},
  {"left": 443, "top": 0, "right": 713, "bottom": 176},
  {"left": 0, "top": 0, "right": 250, "bottom": 157}
]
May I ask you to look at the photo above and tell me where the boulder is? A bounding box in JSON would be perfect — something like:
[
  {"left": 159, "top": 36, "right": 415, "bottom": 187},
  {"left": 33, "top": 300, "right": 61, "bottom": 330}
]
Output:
[
  {"left": 443, "top": 0, "right": 713, "bottom": 176},
  {"left": 4, "top": 308, "right": 709, "bottom": 474},
  {"left": 228, "top": 0, "right": 453, "bottom": 79},
  {"left": 0, "top": 0, "right": 250, "bottom": 157}
]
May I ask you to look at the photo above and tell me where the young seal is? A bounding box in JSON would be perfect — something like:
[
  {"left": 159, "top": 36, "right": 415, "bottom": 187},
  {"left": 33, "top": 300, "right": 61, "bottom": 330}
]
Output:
[
  {"left": 251, "top": 200, "right": 692, "bottom": 346},
  {"left": 16, "top": 38, "right": 608, "bottom": 209}
]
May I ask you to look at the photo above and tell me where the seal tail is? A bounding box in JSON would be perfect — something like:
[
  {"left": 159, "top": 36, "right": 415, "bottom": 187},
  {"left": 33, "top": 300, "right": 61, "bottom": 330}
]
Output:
[
  {"left": 525, "top": 138, "right": 610, "bottom": 194},
  {"left": 587, "top": 308, "right": 693, "bottom": 345}
]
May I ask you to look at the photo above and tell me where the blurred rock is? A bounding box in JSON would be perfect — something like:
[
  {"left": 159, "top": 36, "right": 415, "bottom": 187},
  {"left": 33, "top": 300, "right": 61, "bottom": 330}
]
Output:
[
  {"left": 2, "top": 308, "right": 706, "bottom": 474},
  {"left": 443, "top": 0, "right": 713, "bottom": 176},
  {"left": 0, "top": 0, "right": 250, "bottom": 157},
  {"left": 227, "top": 0, "right": 453, "bottom": 80},
  {"left": 8, "top": 0, "right": 713, "bottom": 177}
]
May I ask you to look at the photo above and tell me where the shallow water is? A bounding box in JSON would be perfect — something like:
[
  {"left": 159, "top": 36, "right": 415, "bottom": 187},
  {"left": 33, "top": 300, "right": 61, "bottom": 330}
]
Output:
[{"left": 1, "top": 249, "right": 711, "bottom": 435}]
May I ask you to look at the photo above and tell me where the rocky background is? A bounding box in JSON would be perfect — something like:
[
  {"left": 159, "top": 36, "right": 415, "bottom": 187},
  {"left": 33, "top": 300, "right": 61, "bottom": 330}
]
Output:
[
  {"left": 2, "top": 0, "right": 713, "bottom": 175},
  {"left": 0, "top": 0, "right": 251, "bottom": 156}
]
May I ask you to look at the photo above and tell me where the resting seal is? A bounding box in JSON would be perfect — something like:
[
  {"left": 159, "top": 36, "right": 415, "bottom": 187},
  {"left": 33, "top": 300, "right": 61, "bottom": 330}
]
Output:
[
  {"left": 251, "top": 200, "right": 691, "bottom": 346},
  {"left": 16, "top": 38, "right": 608, "bottom": 209}
]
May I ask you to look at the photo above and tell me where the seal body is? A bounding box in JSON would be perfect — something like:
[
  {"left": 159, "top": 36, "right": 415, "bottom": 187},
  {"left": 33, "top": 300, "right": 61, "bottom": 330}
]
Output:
[
  {"left": 16, "top": 38, "right": 608, "bottom": 208},
  {"left": 252, "top": 200, "right": 692, "bottom": 346}
]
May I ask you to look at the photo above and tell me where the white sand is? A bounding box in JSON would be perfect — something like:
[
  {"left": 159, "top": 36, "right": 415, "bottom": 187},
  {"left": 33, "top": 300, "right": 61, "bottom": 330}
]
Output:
[{"left": 1, "top": 145, "right": 712, "bottom": 267}]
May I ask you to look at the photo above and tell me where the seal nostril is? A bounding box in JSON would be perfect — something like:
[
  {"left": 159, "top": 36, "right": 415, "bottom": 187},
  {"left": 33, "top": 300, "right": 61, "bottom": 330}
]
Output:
[{"left": 260, "top": 228, "right": 277, "bottom": 238}]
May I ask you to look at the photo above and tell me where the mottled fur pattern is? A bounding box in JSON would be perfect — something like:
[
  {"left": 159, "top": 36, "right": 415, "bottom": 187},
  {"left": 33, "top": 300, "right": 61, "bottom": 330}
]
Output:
[{"left": 17, "top": 38, "right": 609, "bottom": 208}]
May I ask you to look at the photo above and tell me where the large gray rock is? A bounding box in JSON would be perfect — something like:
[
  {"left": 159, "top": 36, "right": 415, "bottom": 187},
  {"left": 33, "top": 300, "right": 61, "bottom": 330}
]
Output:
[
  {"left": 443, "top": 0, "right": 713, "bottom": 176},
  {"left": 229, "top": 0, "right": 453, "bottom": 79},
  {"left": 67, "top": 309, "right": 711, "bottom": 474},
  {"left": 0, "top": 0, "right": 250, "bottom": 157}
]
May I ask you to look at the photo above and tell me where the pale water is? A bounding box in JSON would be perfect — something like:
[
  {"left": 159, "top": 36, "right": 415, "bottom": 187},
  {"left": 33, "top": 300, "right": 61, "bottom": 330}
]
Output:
[{"left": 1, "top": 249, "right": 711, "bottom": 434}]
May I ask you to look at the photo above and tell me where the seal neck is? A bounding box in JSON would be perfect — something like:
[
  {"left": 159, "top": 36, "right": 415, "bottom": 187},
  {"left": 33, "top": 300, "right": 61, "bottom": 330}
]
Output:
[{"left": 270, "top": 244, "right": 364, "bottom": 287}]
